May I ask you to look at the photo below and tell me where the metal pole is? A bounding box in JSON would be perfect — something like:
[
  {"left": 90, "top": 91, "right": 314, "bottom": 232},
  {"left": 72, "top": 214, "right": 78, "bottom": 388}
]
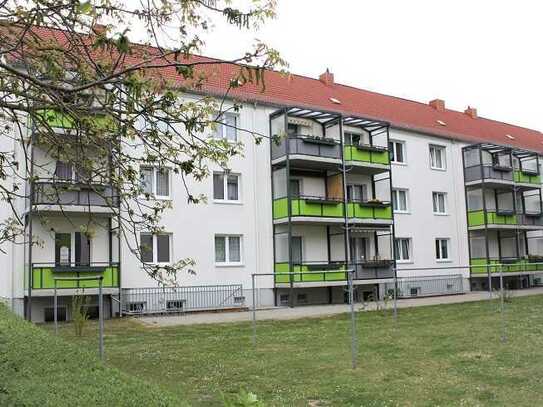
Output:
[
  {"left": 54, "top": 280, "right": 58, "bottom": 335},
  {"left": 393, "top": 268, "right": 398, "bottom": 321},
  {"left": 98, "top": 277, "right": 104, "bottom": 361},
  {"left": 348, "top": 270, "right": 357, "bottom": 369},
  {"left": 251, "top": 274, "right": 257, "bottom": 346},
  {"left": 500, "top": 265, "right": 506, "bottom": 343}
]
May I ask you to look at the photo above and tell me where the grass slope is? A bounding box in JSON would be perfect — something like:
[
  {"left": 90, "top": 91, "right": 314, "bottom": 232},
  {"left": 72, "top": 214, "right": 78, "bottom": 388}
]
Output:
[
  {"left": 52, "top": 295, "right": 543, "bottom": 406},
  {"left": 0, "top": 304, "right": 184, "bottom": 407}
]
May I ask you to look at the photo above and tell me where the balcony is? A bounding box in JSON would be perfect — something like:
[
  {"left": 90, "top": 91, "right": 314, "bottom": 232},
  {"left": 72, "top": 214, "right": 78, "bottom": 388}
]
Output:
[
  {"left": 30, "top": 262, "right": 120, "bottom": 290},
  {"left": 32, "top": 179, "right": 119, "bottom": 213},
  {"left": 347, "top": 200, "right": 393, "bottom": 223},
  {"left": 514, "top": 169, "right": 541, "bottom": 185},
  {"left": 464, "top": 164, "right": 514, "bottom": 186},
  {"left": 35, "top": 108, "right": 114, "bottom": 132},
  {"left": 467, "top": 210, "right": 517, "bottom": 228},
  {"left": 343, "top": 144, "right": 390, "bottom": 173},
  {"left": 273, "top": 196, "right": 392, "bottom": 224},
  {"left": 470, "top": 258, "right": 543, "bottom": 275},
  {"left": 352, "top": 260, "right": 395, "bottom": 280},
  {"left": 273, "top": 196, "right": 344, "bottom": 221},
  {"left": 274, "top": 262, "right": 347, "bottom": 284},
  {"left": 271, "top": 135, "right": 342, "bottom": 169}
]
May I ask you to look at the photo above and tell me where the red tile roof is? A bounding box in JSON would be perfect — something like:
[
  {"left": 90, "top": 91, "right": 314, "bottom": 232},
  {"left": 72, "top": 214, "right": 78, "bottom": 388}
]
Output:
[{"left": 20, "top": 24, "right": 543, "bottom": 153}]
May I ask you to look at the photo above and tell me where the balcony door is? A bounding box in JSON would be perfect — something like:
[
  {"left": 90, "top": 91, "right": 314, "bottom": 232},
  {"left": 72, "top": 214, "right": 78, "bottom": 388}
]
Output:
[
  {"left": 291, "top": 236, "right": 303, "bottom": 265},
  {"left": 349, "top": 237, "right": 367, "bottom": 263},
  {"left": 54, "top": 232, "right": 91, "bottom": 266}
]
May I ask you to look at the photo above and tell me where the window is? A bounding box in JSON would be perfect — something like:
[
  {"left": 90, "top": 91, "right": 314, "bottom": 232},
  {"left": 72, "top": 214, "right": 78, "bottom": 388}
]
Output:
[
  {"left": 279, "top": 294, "right": 289, "bottom": 306},
  {"left": 213, "top": 172, "right": 240, "bottom": 202},
  {"left": 167, "top": 300, "right": 184, "bottom": 311},
  {"left": 214, "top": 113, "right": 237, "bottom": 141},
  {"left": 55, "top": 161, "right": 73, "bottom": 180},
  {"left": 291, "top": 236, "right": 303, "bottom": 264},
  {"left": 394, "top": 238, "right": 411, "bottom": 262},
  {"left": 432, "top": 192, "right": 447, "bottom": 214},
  {"left": 410, "top": 287, "right": 421, "bottom": 297},
  {"left": 140, "top": 167, "right": 170, "bottom": 198},
  {"left": 289, "top": 178, "right": 301, "bottom": 197},
  {"left": 389, "top": 140, "right": 405, "bottom": 164},
  {"left": 347, "top": 184, "right": 368, "bottom": 202},
  {"left": 344, "top": 131, "right": 362, "bottom": 146},
  {"left": 429, "top": 145, "right": 446, "bottom": 170},
  {"left": 215, "top": 235, "right": 242, "bottom": 265},
  {"left": 44, "top": 307, "right": 67, "bottom": 322},
  {"left": 392, "top": 189, "right": 409, "bottom": 213},
  {"left": 435, "top": 238, "right": 450, "bottom": 261},
  {"left": 55, "top": 233, "right": 71, "bottom": 265},
  {"left": 128, "top": 302, "right": 146, "bottom": 313},
  {"left": 140, "top": 233, "right": 171, "bottom": 264}
]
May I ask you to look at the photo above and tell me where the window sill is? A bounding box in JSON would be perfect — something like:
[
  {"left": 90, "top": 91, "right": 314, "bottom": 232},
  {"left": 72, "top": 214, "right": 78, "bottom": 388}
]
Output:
[
  {"left": 215, "top": 263, "right": 245, "bottom": 268},
  {"left": 139, "top": 195, "right": 172, "bottom": 201},
  {"left": 436, "top": 259, "right": 452, "bottom": 263},
  {"left": 213, "top": 200, "right": 243, "bottom": 205},
  {"left": 391, "top": 161, "right": 407, "bottom": 166},
  {"left": 433, "top": 212, "right": 449, "bottom": 216},
  {"left": 140, "top": 262, "right": 172, "bottom": 267},
  {"left": 430, "top": 167, "right": 447, "bottom": 172},
  {"left": 394, "top": 211, "right": 410, "bottom": 215},
  {"left": 396, "top": 260, "right": 413, "bottom": 264}
]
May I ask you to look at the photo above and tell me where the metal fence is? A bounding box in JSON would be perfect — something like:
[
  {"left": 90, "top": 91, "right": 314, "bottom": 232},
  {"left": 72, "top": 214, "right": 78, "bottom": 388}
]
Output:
[
  {"left": 121, "top": 284, "right": 245, "bottom": 315},
  {"left": 385, "top": 274, "right": 464, "bottom": 298}
]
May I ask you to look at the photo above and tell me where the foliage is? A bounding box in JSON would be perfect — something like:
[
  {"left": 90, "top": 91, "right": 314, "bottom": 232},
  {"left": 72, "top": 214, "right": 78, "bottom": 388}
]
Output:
[
  {"left": 0, "top": 303, "right": 185, "bottom": 406},
  {"left": 71, "top": 292, "right": 91, "bottom": 337},
  {"left": 0, "top": 0, "right": 287, "bottom": 284}
]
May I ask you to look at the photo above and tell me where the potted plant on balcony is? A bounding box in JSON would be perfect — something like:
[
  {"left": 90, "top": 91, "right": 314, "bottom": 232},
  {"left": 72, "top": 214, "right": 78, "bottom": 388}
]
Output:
[
  {"left": 361, "top": 198, "right": 387, "bottom": 208},
  {"left": 300, "top": 135, "right": 337, "bottom": 146}
]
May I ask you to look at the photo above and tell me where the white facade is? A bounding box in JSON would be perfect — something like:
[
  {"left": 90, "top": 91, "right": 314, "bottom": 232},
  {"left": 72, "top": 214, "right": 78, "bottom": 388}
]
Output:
[{"left": 2, "top": 95, "right": 542, "bottom": 322}]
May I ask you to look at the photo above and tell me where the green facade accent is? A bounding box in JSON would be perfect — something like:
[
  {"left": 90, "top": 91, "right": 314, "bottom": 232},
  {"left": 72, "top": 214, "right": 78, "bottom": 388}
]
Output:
[
  {"left": 348, "top": 203, "right": 392, "bottom": 220},
  {"left": 273, "top": 198, "right": 392, "bottom": 221},
  {"left": 513, "top": 170, "right": 541, "bottom": 185},
  {"left": 467, "top": 210, "right": 517, "bottom": 227},
  {"left": 35, "top": 109, "right": 114, "bottom": 131},
  {"left": 31, "top": 266, "right": 119, "bottom": 289},
  {"left": 274, "top": 263, "right": 347, "bottom": 284},
  {"left": 344, "top": 145, "right": 390, "bottom": 166},
  {"left": 470, "top": 258, "right": 543, "bottom": 274}
]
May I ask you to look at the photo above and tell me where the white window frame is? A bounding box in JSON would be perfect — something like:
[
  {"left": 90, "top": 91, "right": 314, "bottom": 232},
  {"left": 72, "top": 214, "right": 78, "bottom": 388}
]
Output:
[
  {"left": 435, "top": 238, "right": 451, "bottom": 262},
  {"left": 429, "top": 144, "right": 447, "bottom": 170},
  {"left": 392, "top": 188, "right": 409, "bottom": 213},
  {"left": 394, "top": 238, "right": 412, "bottom": 263},
  {"left": 140, "top": 233, "right": 172, "bottom": 265},
  {"left": 215, "top": 234, "right": 243, "bottom": 266},
  {"left": 140, "top": 166, "right": 171, "bottom": 199},
  {"left": 389, "top": 140, "right": 406, "bottom": 164},
  {"left": 213, "top": 172, "right": 241, "bottom": 203},
  {"left": 432, "top": 192, "right": 448, "bottom": 215},
  {"left": 213, "top": 112, "right": 238, "bottom": 142}
]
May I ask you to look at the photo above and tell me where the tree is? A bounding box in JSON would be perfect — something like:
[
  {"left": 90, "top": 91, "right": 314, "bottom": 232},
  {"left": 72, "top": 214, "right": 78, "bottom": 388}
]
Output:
[{"left": 0, "top": 0, "right": 286, "bottom": 283}]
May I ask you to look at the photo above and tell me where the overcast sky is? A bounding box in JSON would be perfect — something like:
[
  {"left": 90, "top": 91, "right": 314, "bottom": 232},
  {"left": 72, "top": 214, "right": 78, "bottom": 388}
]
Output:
[{"left": 136, "top": 0, "right": 542, "bottom": 131}]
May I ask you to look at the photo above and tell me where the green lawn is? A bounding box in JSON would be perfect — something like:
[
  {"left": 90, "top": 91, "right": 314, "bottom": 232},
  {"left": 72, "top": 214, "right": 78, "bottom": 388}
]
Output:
[{"left": 46, "top": 295, "right": 543, "bottom": 406}]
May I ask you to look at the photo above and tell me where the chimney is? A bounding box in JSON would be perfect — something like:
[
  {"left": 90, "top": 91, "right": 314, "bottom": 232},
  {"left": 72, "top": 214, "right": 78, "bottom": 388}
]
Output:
[
  {"left": 464, "top": 106, "right": 477, "bottom": 119},
  {"left": 92, "top": 23, "right": 107, "bottom": 35},
  {"left": 319, "top": 69, "right": 334, "bottom": 86},
  {"left": 429, "top": 99, "right": 445, "bottom": 112}
]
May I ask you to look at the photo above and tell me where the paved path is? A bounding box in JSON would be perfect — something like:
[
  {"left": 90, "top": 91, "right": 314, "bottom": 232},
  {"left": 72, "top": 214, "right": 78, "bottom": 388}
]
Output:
[{"left": 138, "top": 287, "right": 543, "bottom": 327}]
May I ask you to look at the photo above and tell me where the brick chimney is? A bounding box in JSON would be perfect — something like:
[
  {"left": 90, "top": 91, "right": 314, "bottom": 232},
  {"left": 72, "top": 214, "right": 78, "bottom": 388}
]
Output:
[
  {"left": 319, "top": 69, "right": 334, "bottom": 86},
  {"left": 464, "top": 106, "right": 477, "bottom": 119},
  {"left": 429, "top": 99, "right": 445, "bottom": 112}
]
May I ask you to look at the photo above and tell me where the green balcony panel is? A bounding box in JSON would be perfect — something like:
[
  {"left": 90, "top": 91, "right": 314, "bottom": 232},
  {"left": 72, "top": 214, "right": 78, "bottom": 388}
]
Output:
[
  {"left": 31, "top": 266, "right": 119, "bottom": 289},
  {"left": 470, "top": 258, "right": 543, "bottom": 274},
  {"left": 274, "top": 263, "right": 347, "bottom": 284},
  {"left": 273, "top": 198, "right": 343, "bottom": 219},
  {"left": 35, "top": 109, "right": 115, "bottom": 131},
  {"left": 344, "top": 145, "right": 390, "bottom": 165},
  {"left": 467, "top": 210, "right": 517, "bottom": 227},
  {"left": 514, "top": 170, "right": 541, "bottom": 185},
  {"left": 348, "top": 203, "right": 392, "bottom": 220}
]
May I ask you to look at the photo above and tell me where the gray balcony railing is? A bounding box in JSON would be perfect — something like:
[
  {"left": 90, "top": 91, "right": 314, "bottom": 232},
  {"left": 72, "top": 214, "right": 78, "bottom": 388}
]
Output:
[
  {"left": 271, "top": 135, "right": 341, "bottom": 161},
  {"left": 353, "top": 260, "right": 395, "bottom": 280},
  {"left": 518, "top": 213, "right": 543, "bottom": 227},
  {"left": 32, "top": 179, "right": 119, "bottom": 208},
  {"left": 464, "top": 164, "right": 514, "bottom": 183}
]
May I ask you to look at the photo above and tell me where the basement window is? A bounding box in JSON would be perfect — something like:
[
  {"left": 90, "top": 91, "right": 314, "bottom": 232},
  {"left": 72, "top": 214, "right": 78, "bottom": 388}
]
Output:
[
  {"left": 128, "top": 302, "right": 146, "bottom": 313},
  {"left": 279, "top": 294, "right": 289, "bottom": 306},
  {"left": 166, "top": 300, "right": 185, "bottom": 311},
  {"left": 410, "top": 287, "right": 421, "bottom": 297}
]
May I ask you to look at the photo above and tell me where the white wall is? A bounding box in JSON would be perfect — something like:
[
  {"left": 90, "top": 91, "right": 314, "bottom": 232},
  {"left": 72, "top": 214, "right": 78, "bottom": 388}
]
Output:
[{"left": 389, "top": 128, "right": 470, "bottom": 278}]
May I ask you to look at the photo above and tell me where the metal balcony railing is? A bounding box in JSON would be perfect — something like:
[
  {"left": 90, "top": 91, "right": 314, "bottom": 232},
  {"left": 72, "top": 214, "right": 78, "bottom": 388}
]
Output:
[
  {"left": 271, "top": 135, "right": 342, "bottom": 161},
  {"left": 32, "top": 179, "right": 119, "bottom": 208}
]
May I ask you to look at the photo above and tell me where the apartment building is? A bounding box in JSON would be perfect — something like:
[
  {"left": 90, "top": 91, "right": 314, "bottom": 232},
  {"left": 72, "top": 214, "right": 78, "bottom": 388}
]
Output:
[{"left": 1, "top": 31, "right": 543, "bottom": 321}]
